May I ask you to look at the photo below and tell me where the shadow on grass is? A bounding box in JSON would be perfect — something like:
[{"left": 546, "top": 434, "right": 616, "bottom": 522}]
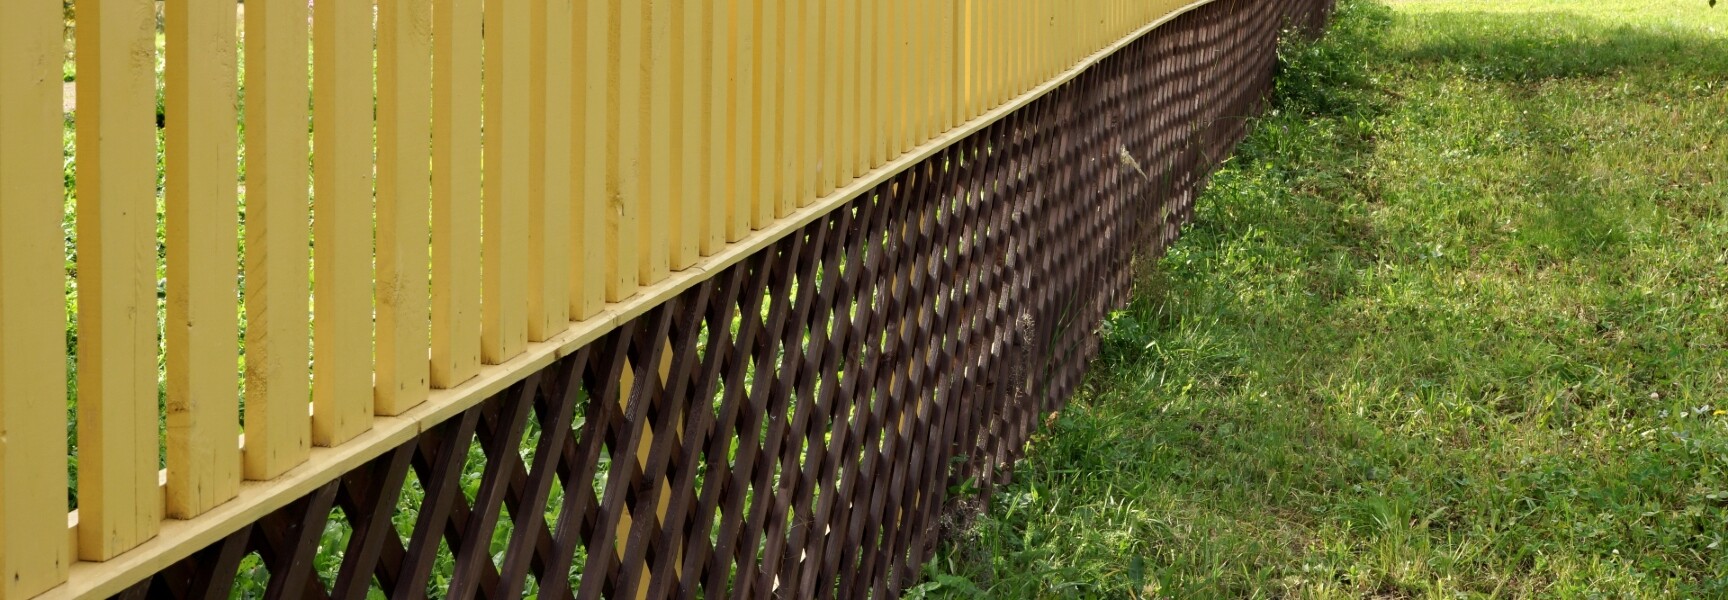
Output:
[{"left": 1388, "top": 10, "right": 1728, "bottom": 83}]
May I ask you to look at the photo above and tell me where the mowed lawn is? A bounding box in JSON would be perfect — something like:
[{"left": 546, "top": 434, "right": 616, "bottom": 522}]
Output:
[{"left": 925, "top": 1, "right": 1728, "bottom": 598}]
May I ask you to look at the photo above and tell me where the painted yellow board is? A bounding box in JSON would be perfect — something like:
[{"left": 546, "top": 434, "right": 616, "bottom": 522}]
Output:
[
  {"left": 916, "top": 0, "right": 931, "bottom": 145},
  {"left": 777, "top": 0, "right": 801, "bottom": 217},
  {"left": 918, "top": 0, "right": 930, "bottom": 144},
  {"left": 312, "top": 0, "right": 375, "bottom": 448},
  {"left": 164, "top": 0, "right": 241, "bottom": 520},
  {"left": 74, "top": 0, "right": 163, "bottom": 561},
  {"left": 1030, "top": 0, "right": 1040, "bottom": 92},
  {"left": 1012, "top": 0, "right": 1024, "bottom": 95},
  {"left": 818, "top": 0, "right": 837, "bottom": 196},
  {"left": 530, "top": 0, "right": 574, "bottom": 340},
  {"left": 902, "top": 0, "right": 917, "bottom": 147},
  {"left": 1026, "top": 0, "right": 1034, "bottom": 91},
  {"left": 865, "top": 0, "right": 883, "bottom": 169},
  {"left": 678, "top": 0, "right": 711, "bottom": 262},
  {"left": 900, "top": 0, "right": 914, "bottom": 154},
  {"left": 647, "top": 0, "right": 681, "bottom": 277},
  {"left": 242, "top": 0, "right": 312, "bottom": 480},
  {"left": 577, "top": 0, "right": 613, "bottom": 316},
  {"left": 730, "top": 0, "right": 757, "bottom": 242},
  {"left": 834, "top": 0, "right": 854, "bottom": 187},
  {"left": 999, "top": 0, "right": 1009, "bottom": 98},
  {"left": 979, "top": 0, "right": 990, "bottom": 110},
  {"left": 1077, "top": 1, "right": 1085, "bottom": 66},
  {"left": 947, "top": 0, "right": 957, "bottom": 128},
  {"left": 485, "top": 0, "right": 531, "bottom": 359},
  {"left": 1036, "top": 0, "right": 1045, "bottom": 83},
  {"left": 919, "top": 0, "right": 933, "bottom": 151},
  {"left": 1001, "top": 0, "right": 1012, "bottom": 100},
  {"left": 432, "top": 0, "right": 484, "bottom": 388},
  {"left": 376, "top": 0, "right": 434, "bottom": 415},
  {"left": 1043, "top": 0, "right": 1053, "bottom": 82},
  {"left": 862, "top": 0, "right": 876, "bottom": 175},
  {"left": 799, "top": 0, "right": 820, "bottom": 206},
  {"left": 753, "top": 0, "right": 780, "bottom": 229},
  {"left": 965, "top": 0, "right": 979, "bottom": 120},
  {"left": 0, "top": 0, "right": 71, "bottom": 594},
  {"left": 705, "top": 0, "right": 732, "bottom": 255},
  {"left": 615, "top": 0, "right": 645, "bottom": 297},
  {"left": 979, "top": 0, "right": 991, "bottom": 111},
  {"left": 958, "top": 0, "right": 968, "bottom": 122}
]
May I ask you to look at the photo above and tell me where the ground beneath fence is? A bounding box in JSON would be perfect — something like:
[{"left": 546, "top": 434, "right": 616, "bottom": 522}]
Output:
[{"left": 930, "top": 1, "right": 1728, "bottom": 598}]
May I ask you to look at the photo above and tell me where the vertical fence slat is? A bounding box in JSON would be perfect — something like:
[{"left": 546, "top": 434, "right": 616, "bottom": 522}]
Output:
[
  {"left": 835, "top": 0, "right": 855, "bottom": 186},
  {"left": 706, "top": 0, "right": 732, "bottom": 254},
  {"left": 994, "top": 0, "right": 1006, "bottom": 106},
  {"left": 964, "top": 0, "right": 978, "bottom": 120},
  {"left": 0, "top": 0, "right": 70, "bottom": 593},
  {"left": 753, "top": 0, "right": 780, "bottom": 229},
  {"left": 856, "top": 0, "right": 874, "bottom": 170},
  {"left": 74, "top": 0, "right": 163, "bottom": 561},
  {"left": 312, "top": 0, "right": 376, "bottom": 447},
  {"left": 950, "top": 0, "right": 962, "bottom": 129},
  {"left": 614, "top": 0, "right": 645, "bottom": 295},
  {"left": 912, "top": 0, "right": 926, "bottom": 149},
  {"left": 243, "top": 0, "right": 312, "bottom": 483},
  {"left": 648, "top": 0, "right": 681, "bottom": 277},
  {"left": 530, "top": 0, "right": 574, "bottom": 340},
  {"left": 164, "top": 0, "right": 241, "bottom": 520},
  {"left": 377, "top": 0, "right": 433, "bottom": 414},
  {"left": 1043, "top": 0, "right": 1053, "bottom": 82},
  {"left": 981, "top": 0, "right": 993, "bottom": 109},
  {"left": 1016, "top": 0, "right": 1029, "bottom": 92},
  {"left": 905, "top": 0, "right": 920, "bottom": 146},
  {"left": 777, "top": 0, "right": 800, "bottom": 217},
  {"left": 578, "top": 0, "right": 613, "bottom": 313},
  {"left": 1034, "top": 0, "right": 1043, "bottom": 83},
  {"left": 644, "top": 0, "right": 674, "bottom": 282},
  {"left": 958, "top": 0, "right": 969, "bottom": 120},
  {"left": 819, "top": 0, "right": 837, "bottom": 195},
  {"left": 432, "top": 0, "right": 484, "bottom": 387},
  {"left": 1016, "top": 0, "right": 1029, "bottom": 90},
  {"left": 897, "top": 0, "right": 912, "bottom": 153},
  {"left": 678, "top": 0, "right": 711, "bottom": 263},
  {"left": 1013, "top": 0, "right": 1025, "bottom": 95},
  {"left": 903, "top": 0, "right": 915, "bottom": 150},
  {"left": 729, "top": 0, "right": 757, "bottom": 242},
  {"left": 484, "top": 0, "right": 531, "bottom": 359},
  {"left": 1003, "top": 0, "right": 1014, "bottom": 97},
  {"left": 886, "top": 0, "right": 904, "bottom": 158},
  {"left": 915, "top": 0, "right": 931, "bottom": 145},
  {"left": 798, "top": 0, "right": 819, "bottom": 206}
]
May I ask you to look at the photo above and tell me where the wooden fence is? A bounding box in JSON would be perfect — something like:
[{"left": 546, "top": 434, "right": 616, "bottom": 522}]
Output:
[{"left": 0, "top": 0, "right": 1330, "bottom": 597}]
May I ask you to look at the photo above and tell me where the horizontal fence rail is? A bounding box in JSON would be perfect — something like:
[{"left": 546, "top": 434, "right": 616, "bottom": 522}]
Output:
[{"left": 0, "top": 0, "right": 1330, "bottom": 597}]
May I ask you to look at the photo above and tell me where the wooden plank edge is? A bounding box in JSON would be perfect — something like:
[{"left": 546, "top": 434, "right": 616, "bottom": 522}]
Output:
[{"left": 38, "top": 1, "right": 1215, "bottom": 596}]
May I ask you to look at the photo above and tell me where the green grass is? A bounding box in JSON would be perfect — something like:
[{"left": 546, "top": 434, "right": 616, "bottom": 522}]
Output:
[{"left": 922, "top": 1, "right": 1728, "bottom": 598}]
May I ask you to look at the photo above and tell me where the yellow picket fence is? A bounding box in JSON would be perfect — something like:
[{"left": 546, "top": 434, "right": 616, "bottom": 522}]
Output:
[{"left": 3, "top": 0, "right": 1204, "bottom": 597}]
